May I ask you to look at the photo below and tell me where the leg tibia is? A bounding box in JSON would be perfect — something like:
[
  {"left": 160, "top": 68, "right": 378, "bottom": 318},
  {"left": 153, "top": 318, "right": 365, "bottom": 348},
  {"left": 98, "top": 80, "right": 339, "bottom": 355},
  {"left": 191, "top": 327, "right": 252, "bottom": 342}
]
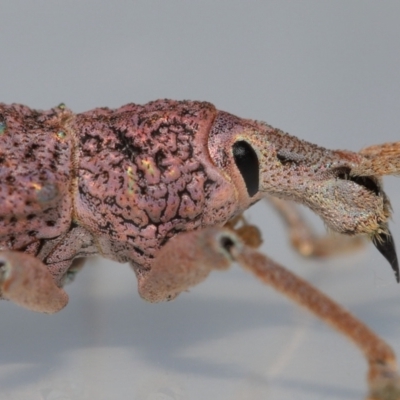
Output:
[
  {"left": 136, "top": 225, "right": 400, "bottom": 398},
  {"left": 229, "top": 239, "right": 400, "bottom": 400}
]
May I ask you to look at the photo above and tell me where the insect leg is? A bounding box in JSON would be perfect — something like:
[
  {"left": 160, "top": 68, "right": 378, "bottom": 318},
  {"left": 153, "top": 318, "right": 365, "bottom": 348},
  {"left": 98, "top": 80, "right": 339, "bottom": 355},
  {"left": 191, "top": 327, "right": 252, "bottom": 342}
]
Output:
[
  {"left": 224, "top": 214, "right": 263, "bottom": 249},
  {"left": 0, "top": 250, "right": 68, "bottom": 313},
  {"left": 230, "top": 237, "right": 400, "bottom": 400},
  {"left": 137, "top": 226, "right": 400, "bottom": 398},
  {"left": 135, "top": 228, "right": 233, "bottom": 303}
]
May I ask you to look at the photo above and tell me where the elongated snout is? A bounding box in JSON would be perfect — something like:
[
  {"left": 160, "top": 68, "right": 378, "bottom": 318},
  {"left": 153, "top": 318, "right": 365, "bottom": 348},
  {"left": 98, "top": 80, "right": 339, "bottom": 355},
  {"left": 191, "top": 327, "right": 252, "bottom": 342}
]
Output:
[{"left": 207, "top": 111, "right": 399, "bottom": 281}]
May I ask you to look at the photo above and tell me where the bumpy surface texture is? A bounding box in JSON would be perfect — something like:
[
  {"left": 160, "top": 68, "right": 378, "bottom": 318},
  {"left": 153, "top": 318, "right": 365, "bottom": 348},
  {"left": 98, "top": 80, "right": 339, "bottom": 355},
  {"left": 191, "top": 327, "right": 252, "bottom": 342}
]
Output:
[
  {"left": 73, "top": 100, "right": 239, "bottom": 271},
  {"left": 0, "top": 104, "right": 73, "bottom": 254}
]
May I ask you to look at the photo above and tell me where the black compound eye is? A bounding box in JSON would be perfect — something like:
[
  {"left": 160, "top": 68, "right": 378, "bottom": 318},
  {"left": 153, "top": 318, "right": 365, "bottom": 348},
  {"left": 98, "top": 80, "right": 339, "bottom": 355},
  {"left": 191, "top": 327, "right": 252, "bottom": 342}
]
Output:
[{"left": 232, "top": 140, "right": 259, "bottom": 197}]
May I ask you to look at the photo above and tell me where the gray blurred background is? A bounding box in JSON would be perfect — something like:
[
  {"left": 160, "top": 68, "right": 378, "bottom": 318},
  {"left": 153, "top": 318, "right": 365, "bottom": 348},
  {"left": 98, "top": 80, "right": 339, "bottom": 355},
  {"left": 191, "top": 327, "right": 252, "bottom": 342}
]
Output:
[{"left": 1, "top": 2, "right": 400, "bottom": 399}]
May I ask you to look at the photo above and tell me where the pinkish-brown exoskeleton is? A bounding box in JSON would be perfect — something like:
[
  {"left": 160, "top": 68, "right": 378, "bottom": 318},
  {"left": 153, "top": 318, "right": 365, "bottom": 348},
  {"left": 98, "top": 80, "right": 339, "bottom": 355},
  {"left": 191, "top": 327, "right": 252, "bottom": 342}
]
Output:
[{"left": 0, "top": 100, "right": 400, "bottom": 399}]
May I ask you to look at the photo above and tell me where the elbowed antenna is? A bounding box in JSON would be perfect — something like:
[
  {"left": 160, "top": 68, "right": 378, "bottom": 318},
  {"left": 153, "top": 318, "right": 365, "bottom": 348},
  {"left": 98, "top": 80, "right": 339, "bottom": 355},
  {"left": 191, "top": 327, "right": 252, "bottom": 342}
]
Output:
[{"left": 373, "top": 229, "right": 400, "bottom": 283}]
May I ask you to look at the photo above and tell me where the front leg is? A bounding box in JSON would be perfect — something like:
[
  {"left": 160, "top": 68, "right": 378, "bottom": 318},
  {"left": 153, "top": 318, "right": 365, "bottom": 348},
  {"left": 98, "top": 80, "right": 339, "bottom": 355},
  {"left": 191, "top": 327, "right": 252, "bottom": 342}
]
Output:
[
  {"left": 0, "top": 251, "right": 69, "bottom": 313},
  {"left": 137, "top": 229, "right": 233, "bottom": 303},
  {"left": 137, "top": 228, "right": 400, "bottom": 400}
]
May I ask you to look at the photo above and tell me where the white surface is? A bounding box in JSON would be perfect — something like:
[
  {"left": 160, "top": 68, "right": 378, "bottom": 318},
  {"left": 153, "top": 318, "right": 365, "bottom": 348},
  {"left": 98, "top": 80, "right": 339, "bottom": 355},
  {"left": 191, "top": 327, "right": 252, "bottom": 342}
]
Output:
[{"left": 1, "top": 2, "right": 400, "bottom": 400}]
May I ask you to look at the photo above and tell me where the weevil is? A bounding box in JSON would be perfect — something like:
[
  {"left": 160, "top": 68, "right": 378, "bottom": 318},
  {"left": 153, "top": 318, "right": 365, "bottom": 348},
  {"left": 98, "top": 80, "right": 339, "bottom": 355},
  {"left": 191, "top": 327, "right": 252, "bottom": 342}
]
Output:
[{"left": 0, "top": 100, "right": 400, "bottom": 399}]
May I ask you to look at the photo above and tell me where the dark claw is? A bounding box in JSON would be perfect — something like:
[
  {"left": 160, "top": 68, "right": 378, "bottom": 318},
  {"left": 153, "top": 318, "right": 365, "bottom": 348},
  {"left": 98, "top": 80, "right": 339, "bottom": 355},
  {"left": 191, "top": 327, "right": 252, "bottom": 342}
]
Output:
[{"left": 373, "top": 228, "right": 399, "bottom": 283}]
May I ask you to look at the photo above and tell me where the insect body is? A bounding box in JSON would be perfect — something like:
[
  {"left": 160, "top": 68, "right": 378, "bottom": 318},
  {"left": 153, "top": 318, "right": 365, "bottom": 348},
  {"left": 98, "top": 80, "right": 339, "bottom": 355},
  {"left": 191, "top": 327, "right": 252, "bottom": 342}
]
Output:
[{"left": 0, "top": 100, "right": 399, "bottom": 399}]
